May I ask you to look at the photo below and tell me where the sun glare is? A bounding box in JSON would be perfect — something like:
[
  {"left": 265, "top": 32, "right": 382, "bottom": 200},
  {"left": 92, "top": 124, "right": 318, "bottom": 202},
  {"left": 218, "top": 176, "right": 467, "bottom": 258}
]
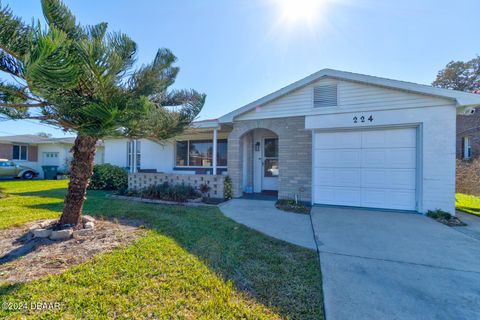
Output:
[{"left": 277, "top": 0, "right": 326, "bottom": 24}]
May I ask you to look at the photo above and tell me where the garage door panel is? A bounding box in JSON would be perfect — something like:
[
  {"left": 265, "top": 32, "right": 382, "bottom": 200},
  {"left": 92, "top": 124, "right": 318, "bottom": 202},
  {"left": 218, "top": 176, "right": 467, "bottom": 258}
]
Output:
[
  {"left": 315, "top": 149, "right": 361, "bottom": 168},
  {"left": 361, "top": 169, "right": 387, "bottom": 188},
  {"left": 314, "top": 128, "right": 417, "bottom": 211},
  {"left": 386, "top": 189, "right": 416, "bottom": 210},
  {"left": 316, "top": 168, "right": 361, "bottom": 187},
  {"left": 388, "top": 169, "right": 416, "bottom": 189},
  {"left": 385, "top": 128, "right": 416, "bottom": 148},
  {"left": 314, "top": 186, "right": 361, "bottom": 207},
  {"left": 362, "top": 128, "right": 416, "bottom": 148},
  {"left": 315, "top": 131, "right": 361, "bottom": 149},
  {"left": 386, "top": 149, "right": 416, "bottom": 168}
]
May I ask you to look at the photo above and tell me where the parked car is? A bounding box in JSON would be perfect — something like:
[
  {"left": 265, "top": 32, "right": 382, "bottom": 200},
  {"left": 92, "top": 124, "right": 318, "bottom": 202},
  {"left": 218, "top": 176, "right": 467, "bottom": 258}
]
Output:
[{"left": 0, "top": 159, "right": 38, "bottom": 179}]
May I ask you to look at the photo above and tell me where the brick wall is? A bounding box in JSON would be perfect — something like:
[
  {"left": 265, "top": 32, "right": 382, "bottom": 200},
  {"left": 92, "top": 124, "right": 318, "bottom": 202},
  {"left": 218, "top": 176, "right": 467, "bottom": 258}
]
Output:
[
  {"left": 128, "top": 172, "right": 226, "bottom": 199},
  {"left": 0, "top": 143, "right": 12, "bottom": 159},
  {"left": 227, "top": 116, "right": 312, "bottom": 202}
]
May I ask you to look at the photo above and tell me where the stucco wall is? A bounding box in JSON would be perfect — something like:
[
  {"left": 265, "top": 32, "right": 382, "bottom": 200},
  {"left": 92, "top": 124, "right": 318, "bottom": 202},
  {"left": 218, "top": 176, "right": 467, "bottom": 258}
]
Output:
[
  {"left": 305, "top": 104, "right": 457, "bottom": 213},
  {"left": 228, "top": 116, "right": 312, "bottom": 201}
]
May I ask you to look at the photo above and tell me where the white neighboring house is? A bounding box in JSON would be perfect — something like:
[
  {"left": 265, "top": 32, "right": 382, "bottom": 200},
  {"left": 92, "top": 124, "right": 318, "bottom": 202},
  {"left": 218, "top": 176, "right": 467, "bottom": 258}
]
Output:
[
  {"left": 0, "top": 135, "right": 105, "bottom": 178},
  {"left": 104, "top": 69, "right": 480, "bottom": 214}
]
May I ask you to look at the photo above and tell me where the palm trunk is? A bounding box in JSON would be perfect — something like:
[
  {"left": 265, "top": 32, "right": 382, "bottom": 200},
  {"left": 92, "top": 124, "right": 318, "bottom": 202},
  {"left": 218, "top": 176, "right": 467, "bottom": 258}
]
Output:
[{"left": 59, "top": 135, "right": 98, "bottom": 226}]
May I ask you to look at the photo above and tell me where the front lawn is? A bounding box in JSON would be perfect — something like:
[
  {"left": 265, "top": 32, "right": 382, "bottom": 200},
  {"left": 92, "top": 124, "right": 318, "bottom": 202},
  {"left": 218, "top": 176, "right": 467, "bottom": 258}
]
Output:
[
  {"left": 0, "top": 180, "right": 323, "bottom": 319},
  {"left": 456, "top": 193, "right": 480, "bottom": 216}
]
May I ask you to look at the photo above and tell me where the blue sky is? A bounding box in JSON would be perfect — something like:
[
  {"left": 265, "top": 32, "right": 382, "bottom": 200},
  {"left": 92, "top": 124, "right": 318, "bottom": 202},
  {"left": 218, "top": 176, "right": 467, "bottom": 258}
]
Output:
[{"left": 1, "top": 0, "right": 479, "bottom": 137}]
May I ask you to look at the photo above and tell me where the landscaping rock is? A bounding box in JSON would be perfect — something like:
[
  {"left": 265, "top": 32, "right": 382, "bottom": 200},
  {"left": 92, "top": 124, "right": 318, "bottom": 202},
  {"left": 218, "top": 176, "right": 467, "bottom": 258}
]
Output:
[
  {"left": 84, "top": 222, "right": 95, "bottom": 230},
  {"left": 82, "top": 215, "right": 96, "bottom": 224},
  {"left": 32, "top": 229, "right": 52, "bottom": 238},
  {"left": 49, "top": 229, "right": 73, "bottom": 241},
  {"left": 28, "top": 224, "right": 41, "bottom": 231},
  {"left": 39, "top": 220, "right": 54, "bottom": 228},
  {"left": 73, "top": 229, "right": 94, "bottom": 238}
]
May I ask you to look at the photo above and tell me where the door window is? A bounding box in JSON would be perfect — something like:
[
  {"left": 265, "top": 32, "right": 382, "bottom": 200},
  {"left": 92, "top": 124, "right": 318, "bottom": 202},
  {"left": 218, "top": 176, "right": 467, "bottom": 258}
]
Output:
[{"left": 264, "top": 138, "right": 279, "bottom": 177}]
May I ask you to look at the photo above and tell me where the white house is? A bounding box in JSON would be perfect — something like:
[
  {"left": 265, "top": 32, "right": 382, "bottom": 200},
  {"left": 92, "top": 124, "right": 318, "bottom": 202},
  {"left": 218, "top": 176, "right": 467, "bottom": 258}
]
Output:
[
  {"left": 104, "top": 69, "right": 480, "bottom": 214},
  {"left": 0, "top": 135, "right": 105, "bottom": 178}
]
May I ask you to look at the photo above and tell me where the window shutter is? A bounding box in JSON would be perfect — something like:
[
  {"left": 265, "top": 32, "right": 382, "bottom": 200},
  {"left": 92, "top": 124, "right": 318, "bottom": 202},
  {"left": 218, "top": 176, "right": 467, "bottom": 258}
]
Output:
[{"left": 314, "top": 84, "right": 337, "bottom": 108}]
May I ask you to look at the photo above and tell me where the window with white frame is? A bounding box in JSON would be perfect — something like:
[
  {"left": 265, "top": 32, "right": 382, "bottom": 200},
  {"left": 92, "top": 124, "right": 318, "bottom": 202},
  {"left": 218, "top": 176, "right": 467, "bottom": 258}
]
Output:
[
  {"left": 127, "top": 140, "right": 141, "bottom": 170},
  {"left": 175, "top": 140, "right": 228, "bottom": 167},
  {"left": 463, "top": 136, "right": 472, "bottom": 160},
  {"left": 12, "top": 145, "right": 28, "bottom": 161}
]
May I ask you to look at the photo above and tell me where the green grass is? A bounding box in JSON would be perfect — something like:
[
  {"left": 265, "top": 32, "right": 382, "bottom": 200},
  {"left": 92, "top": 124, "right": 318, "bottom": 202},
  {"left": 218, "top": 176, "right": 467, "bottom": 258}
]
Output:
[
  {"left": 456, "top": 193, "right": 480, "bottom": 216},
  {"left": 0, "top": 180, "right": 323, "bottom": 319}
]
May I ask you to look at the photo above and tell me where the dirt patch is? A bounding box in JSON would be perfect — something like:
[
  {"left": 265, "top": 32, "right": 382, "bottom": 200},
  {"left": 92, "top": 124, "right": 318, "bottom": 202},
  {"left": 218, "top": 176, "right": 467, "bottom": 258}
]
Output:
[{"left": 0, "top": 218, "right": 146, "bottom": 284}]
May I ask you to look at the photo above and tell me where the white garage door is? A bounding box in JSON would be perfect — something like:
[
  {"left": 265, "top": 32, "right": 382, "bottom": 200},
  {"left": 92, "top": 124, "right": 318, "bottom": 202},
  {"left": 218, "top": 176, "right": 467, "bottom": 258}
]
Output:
[{"left": 314, "top": 127, "right": 417, "bottom": 210}]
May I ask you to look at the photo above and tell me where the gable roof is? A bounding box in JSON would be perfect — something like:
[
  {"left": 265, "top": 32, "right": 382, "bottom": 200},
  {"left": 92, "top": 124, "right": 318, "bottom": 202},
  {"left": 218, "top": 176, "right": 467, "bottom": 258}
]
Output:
[{"left": 218, "top": 69, "right": 480, "bottom": 123}]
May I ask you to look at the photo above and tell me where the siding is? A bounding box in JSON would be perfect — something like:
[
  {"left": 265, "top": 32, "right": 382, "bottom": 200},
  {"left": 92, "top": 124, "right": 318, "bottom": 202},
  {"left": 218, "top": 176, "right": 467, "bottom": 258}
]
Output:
[
  {"left": 236, "top": 78, "right": 454, "bottom": 121},
  {"left": 28, "top": 146, "right": 38, "bottom": 162}
]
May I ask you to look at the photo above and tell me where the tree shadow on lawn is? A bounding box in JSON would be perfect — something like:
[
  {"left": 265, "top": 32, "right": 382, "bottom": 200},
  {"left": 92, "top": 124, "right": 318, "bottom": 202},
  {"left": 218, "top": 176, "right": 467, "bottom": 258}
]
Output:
[{"left": 16, "top": 190, "right": 324, "bottom": 319}]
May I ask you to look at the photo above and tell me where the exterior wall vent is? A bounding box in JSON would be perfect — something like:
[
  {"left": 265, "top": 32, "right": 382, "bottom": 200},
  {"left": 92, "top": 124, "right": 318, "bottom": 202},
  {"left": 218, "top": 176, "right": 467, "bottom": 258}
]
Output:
[{"left": 314, "top": 84, "right": 337, "bottom": 107}]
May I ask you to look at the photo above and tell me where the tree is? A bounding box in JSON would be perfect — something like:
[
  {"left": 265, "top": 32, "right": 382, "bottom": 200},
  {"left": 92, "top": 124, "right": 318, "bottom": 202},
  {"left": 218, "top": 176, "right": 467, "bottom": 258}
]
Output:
[
  {"left": 0, "top": 0, "right": 205, "bottom": 226},
  {"left": 432, "top": 56, "right": 480, "bottom": 92}
]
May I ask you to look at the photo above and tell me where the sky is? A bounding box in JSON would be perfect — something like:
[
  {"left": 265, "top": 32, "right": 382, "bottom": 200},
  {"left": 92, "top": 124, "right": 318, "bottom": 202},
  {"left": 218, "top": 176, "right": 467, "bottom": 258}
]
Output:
[{"left": 0, "top": 0, "right": 479, "bottom": 137}]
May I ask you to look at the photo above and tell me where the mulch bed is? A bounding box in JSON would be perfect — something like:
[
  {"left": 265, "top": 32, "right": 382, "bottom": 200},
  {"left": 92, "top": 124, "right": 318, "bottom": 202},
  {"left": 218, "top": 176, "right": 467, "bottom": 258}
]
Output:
[
  {"left": 0, "top": 218, "right": 146, "bottom": 284},
  {"left": 435, "top": 216, "right": 467, "bottom": 227}
]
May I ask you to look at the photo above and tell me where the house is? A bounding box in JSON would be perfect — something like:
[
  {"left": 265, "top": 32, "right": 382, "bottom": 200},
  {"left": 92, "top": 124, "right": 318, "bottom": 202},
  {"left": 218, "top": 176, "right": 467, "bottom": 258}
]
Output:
[
  {"left": 104, "top": 69, "right": 480, "bottom": 213},
  {"left": 0, "top": 135, "right": 105, "bottom": 178},
  {"left": 456, "top": 107, "right": 480, "bottom": 160}
]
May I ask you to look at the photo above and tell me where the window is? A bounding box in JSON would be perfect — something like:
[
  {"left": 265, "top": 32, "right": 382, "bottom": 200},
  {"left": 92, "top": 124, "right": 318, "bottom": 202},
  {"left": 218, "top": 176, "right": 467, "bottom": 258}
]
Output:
[
  {"left": 264, "top": 138, "right": 279, "bottom": 177},
  {"left": 175, "top": 139, "right": 228, "bottom": 167},
  {"left": 463, "top": 137, "right": 472, "bottom": 160},
  {"left": 314, "top": 84, "right": 337, "bottom": 108},
  {"left": 12, "top": 145, "right": 27, "bottom": 161},
  {"left": 127, "top": 140, "right": 141, "bottom": 171}
]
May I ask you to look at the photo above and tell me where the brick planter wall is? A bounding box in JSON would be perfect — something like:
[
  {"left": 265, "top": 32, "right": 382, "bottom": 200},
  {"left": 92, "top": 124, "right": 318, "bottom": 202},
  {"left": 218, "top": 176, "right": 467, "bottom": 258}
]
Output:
[{"left": 128, "top": 173, "right": 226, "bottom": 199}]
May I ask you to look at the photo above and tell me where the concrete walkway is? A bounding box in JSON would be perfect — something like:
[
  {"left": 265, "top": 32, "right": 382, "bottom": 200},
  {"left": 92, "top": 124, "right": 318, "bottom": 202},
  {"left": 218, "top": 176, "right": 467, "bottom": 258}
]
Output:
[
  {"left": 311, "top": 206, "right": 480, "bottom": 320},
  {"left": 219, "top": 199, "right": 316, "bottom": 250},
  {"left": 455, "top": 210, "right": 480, "bottom": 241}
]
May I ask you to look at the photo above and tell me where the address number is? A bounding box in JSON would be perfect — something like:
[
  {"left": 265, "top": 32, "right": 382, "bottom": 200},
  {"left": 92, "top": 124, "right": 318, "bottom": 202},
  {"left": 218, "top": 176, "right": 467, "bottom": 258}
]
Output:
[{"left": 353, "top": 115, "right": 373, "bottom": 124}]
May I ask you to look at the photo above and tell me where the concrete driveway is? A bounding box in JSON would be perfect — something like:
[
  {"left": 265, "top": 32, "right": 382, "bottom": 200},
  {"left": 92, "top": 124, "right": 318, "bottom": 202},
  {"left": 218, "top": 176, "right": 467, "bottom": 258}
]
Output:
[{"left": 311, "top": 206, "right": 480, "bottom": 320}]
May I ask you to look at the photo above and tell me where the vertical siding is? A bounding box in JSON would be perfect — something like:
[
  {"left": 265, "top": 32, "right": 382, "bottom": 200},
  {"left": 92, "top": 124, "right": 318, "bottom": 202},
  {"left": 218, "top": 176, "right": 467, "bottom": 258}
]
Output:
[
  {"left": 28, "top": 145, "right": 38, "bottom": 162},
  {"left": 236, "top": 78, "right": 453, "bottom": 121}
]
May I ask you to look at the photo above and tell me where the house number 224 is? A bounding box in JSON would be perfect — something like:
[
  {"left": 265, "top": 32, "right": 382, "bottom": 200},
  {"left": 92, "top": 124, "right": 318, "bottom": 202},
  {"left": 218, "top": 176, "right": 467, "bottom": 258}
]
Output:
[{"left": 353, "top": 115, "right": 373, "bottom": 123}]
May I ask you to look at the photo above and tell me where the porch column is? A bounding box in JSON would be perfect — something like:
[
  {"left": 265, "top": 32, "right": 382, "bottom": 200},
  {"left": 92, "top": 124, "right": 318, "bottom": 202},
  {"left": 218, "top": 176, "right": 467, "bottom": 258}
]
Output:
[{"left": 212, "top": 128, "right": 218, "bottom": 175}]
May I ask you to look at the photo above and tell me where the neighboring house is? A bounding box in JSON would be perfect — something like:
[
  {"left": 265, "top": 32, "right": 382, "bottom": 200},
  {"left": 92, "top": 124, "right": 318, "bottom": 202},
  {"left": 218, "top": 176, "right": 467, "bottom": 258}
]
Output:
[
  {"left": 456, "top": 107, "right": 480, "bottom": 160},
  {"left": 0, "top": 135, "right": 105, "bottom": 178},
  {"left": 104, "top": 69, "right": 480, "bottom": 213}
]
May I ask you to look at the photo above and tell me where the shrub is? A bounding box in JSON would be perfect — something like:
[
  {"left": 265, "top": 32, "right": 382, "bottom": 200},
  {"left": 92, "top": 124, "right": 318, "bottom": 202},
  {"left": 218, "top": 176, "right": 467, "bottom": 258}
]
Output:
[
  {"left": 224, "top": 176, "right": 232, "bottom": 200},
  {"left": 89, "top": 164, "right": 128, "bottom": 191},
  {"left": 275, "top": 199, "right": 311, "bottom": 214},
  {"left": 199, "top": 183, "right": 211, "bottom": 198},
  {"left": 426, "top": 209, "right": 452, "bottom": 220},
  {"left": 139, "top": 182, "right": 200, "bottom": 202}
]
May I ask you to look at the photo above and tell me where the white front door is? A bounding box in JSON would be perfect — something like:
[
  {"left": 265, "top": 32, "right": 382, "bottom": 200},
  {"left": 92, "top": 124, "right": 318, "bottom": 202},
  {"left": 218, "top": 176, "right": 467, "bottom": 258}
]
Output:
[
  {"left": 261, "top": 137, "right": 279, "bottom": 191},
  {"left": 313, "top": 127, "right": 417, "bottom": 210}
]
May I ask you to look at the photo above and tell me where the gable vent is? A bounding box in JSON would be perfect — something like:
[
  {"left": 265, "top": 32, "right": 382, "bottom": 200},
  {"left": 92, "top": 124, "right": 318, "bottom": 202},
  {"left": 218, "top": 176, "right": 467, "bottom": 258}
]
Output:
[{"left": 314, "top": 84, "right": 337, "bottom": 108}]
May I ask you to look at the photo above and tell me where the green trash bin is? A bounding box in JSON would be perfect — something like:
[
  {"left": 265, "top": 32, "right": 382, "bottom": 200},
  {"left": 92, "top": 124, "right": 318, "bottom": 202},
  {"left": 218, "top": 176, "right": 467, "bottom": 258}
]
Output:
[{"left": 42, "top": 165, "right": 59, "bottom": 180}]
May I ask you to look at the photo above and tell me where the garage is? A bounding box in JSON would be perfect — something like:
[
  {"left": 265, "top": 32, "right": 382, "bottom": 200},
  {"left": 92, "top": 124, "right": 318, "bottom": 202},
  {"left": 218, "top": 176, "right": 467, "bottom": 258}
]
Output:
[{"left": 313, "top": 127, "right": 417, "bottom": 211}]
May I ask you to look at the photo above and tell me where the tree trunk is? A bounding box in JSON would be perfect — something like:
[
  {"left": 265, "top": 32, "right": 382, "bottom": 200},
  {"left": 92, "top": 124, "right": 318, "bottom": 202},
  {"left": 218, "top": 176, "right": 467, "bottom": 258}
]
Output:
[{"left": 59, "top": 135, "right": 98, "bottom": 226}]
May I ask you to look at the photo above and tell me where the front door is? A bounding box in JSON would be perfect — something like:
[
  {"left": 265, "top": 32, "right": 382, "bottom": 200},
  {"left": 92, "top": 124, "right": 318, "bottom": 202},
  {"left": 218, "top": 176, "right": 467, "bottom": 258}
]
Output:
[{"left": 262, "top": 138, "right": 279, "bottom": 191}]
